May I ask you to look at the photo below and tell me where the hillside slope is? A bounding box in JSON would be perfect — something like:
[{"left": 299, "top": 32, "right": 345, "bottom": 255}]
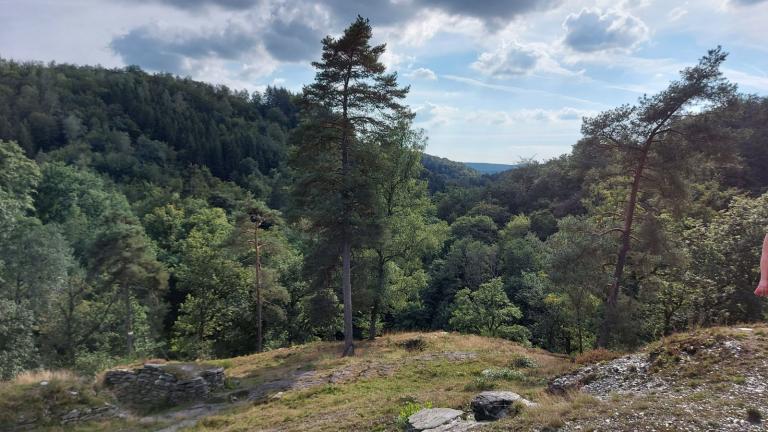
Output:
[
  {"left": 0, "top": 332, "right": 571, "bottom": 431},
  {"left": 491, "top": 325, "right": 768, "bottom": 431},
  {"left": 4, "top": 326, "right": 768, "bottom": 431},
  {"left": 462, "top": 163, "right": 518, "bottom": 175}
]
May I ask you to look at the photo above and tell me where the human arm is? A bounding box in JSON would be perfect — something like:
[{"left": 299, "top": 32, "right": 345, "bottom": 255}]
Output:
[{"left": 755, "top": 234, "right": 768, "bottom": 297}]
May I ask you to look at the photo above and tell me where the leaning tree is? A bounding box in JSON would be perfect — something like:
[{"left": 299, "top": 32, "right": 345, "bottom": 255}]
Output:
[{"left": 581, "top": 47, "right": 735, "bottom": 347}]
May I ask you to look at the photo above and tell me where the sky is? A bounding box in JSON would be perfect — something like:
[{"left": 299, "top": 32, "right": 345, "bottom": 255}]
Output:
[{"left": 1, "top": 0, "right": 767, "bottom": 163}]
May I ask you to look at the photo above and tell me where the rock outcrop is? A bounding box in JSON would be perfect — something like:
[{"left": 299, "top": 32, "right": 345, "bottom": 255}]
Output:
[
  {"left": 547, "top": 353, "right": 662, "bottom": 397},
  {"left": 104, "top": 363, "right": 225, "bottom": 406},
  {"left": 470, "top": 391, "right": 537, "bottom": 421},
  {"left": 407, "top": 408, "right": 479, "bottom": 432}
]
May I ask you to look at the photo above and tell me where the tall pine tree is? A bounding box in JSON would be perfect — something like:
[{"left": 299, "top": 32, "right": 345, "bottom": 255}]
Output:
[
  {"left": 581, "top": 47, "right": 735, "bottom": 346},
  {"left": 292, "top": 16, "right": 410, "bottom": 356}
]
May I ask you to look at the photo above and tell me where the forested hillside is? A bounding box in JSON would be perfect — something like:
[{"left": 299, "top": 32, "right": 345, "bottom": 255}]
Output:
[
  {"left": 1, "top": 18, "right": 768, "bottom": 383},
  {"left": 463, "top": 162, "right": 518, "bottom": 175}
]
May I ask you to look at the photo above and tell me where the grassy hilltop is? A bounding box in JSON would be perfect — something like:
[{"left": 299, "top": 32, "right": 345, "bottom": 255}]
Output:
[{"left": 4, "top": 326, "right": 768, "bottom": 431}]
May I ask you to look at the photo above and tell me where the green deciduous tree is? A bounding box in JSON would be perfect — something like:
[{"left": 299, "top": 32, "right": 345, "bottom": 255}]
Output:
[
  {"left": 0, "top": 299, "right": 37, "bottom": 379},
  {"left": 172, "top": 207, "right": 238, "bottom": 358},
  {"left": 449, "top": 277, "right": 528, "bottom": 343},
  {"left": 544, "top": 217, "right": 611, "bottom": 353},
  {"left": 0, "top": 141, "right": 40, "bottom": 232},
  {"left": 363, "top": 120, "right": 447, "bottom": 339}
]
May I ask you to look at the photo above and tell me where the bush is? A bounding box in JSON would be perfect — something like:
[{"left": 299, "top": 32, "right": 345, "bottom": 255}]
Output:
[
  {"left": 74, "top": 351, "right": 118, "bottom": 376},
  {"left": 464, "top": 376, "right": 497, "bottom": 391},
  {"left": 747, "top": 407, "right": 762, "bottom": 424},
  {"left": 396, "top": 400, "right": 432, "bottom": 429},
  {"left": 510, "top": 355, "right": 538, "bottom": 369},
  {"left": 481, "top": 367, "right": 525, "bottom": 381},
  {"left": 401, "top": 338, "right": 427, "bottom": 352},
  {"left": 499, "top": 325, "right": 532, "bottom": 345}
]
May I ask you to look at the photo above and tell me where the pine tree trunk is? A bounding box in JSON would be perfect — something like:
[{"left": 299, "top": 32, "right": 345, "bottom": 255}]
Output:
[
  {"left": 124, "top": 286, "right": 134, "bottom": 357},
  {"left": 340, "top": 65, "right": 355, "bottom": 357},
  {"left": 369, "top": 298, "right": 378, "bottom": 341},
  {"left": 342, "top": 239, "right": 354, "bottom": 356},
  {"left": 598, "top": 145, "right": 650, "bottom": 347},
  {"left": 254, "top": 225, "right": 263, "bottom": 353}
]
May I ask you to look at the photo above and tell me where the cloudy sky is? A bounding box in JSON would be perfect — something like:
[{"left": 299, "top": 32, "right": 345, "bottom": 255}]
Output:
[{"left": 2, "top": 0, "right": 767, "bottom": 163}]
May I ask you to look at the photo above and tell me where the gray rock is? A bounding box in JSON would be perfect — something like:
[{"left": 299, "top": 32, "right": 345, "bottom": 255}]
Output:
[
  {"left": 425, "top": 419, "right": 481, "bottom": 431},
  {"left": 470, "top": 391, "right": 536, "bottom": 421},
  {"left": 408, "top": 408, "right": 465, "bottom": 431},
  {"left": 104, "top": 363, "right": 225, "bottom": 407},
  {"left": 547, "top": 353, "right": 666, "bottom": 399},
  {"left": 59, "top": 404, "right": 118, "bottom": 424}
]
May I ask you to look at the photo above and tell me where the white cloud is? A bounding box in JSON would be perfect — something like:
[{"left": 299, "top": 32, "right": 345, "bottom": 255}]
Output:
[
  {"left": 415, "top": 103, "right": 593, "bottom": 127},
  {"left": 728, "top": 0, "right": 768, "bottom": 6},
  {"left": 724, "top": 68, "right": 768, "bottom": 91},
  {"left": 472, "top": 41, "right": 540, "bottom": 78},
  {"left": 562, "top": 8, "right": 649, "bottom": 53},
  {"left": 442, "top": 75, "right": 604, "bottom": 107},
  {"left": 668, "top": 7, "right": 688, "bottom": 21},
  {"left": 408, "top": 67, "right": 438, "bottom": 80}
]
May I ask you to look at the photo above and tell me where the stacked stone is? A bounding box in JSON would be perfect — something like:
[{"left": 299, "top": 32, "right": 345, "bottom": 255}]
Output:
[
  {"left": 200, "top": 367, "right": 225, "bottom": 389},
  {"left": 169, "top": 376, "right": 209, "bottom": 404},
  {"left": 60, "top": 404, "right": 118, "bottom": 424},
  {"left": 104, "top": 363, "right": 225, "bottom": 406}
]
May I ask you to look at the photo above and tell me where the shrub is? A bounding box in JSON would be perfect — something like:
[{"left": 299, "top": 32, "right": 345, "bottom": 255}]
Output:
[
  {"left": 481, "top": 367, "right": 525, "bottom": 381},
  {"left": 401, "top": 338, "right": 427, "bottom": 352},
  {"left": 74, "top": 351, "right": 119, "bottom": 376},
  {"left": 396, "top": 400, "right": 433, "bottom": 429},
  {"left": 498, "top": 325, "right": 532, "bottom": 345},
  {"left": 747, "top": 407, "right": 762, "bottom": 424},
  {"left": 510, "top": 355, "right": 538, "bottom": 369},
  {"left": 464, "top": 376, "right": 497, "bottom": 391}
]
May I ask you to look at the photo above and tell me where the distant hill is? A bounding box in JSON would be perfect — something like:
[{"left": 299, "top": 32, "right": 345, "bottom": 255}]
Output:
[
  {"left": 463, "top": 162, "right": 518, "bottom": 174},
  {"left": 420, "top": 154, "right": 484, "bottom": 193}
]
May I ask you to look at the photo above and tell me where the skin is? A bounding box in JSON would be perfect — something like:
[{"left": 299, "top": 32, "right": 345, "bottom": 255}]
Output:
[{"left": 755, "top": 234, "right": 768, "bottom": 297}]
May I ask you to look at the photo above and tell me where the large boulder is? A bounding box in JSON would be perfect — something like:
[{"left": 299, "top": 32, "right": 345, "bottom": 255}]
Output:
[
  {"left": 470, "top": 391, "right": 537, "bottom": 421},
  {"left": 407, "top": 408, "right": 465, "bottom": 431}
]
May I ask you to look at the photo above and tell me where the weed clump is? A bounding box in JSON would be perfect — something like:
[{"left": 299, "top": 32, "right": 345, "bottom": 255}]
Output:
[
  {"left": 747, "top": 407, "right": 762, "bottom": 424},
  {"left": 465, "top": 376, "right": 497, "bottom": 391},
  {"left": 510, "top": 355, "right": 538, "bottom": 369},
  {"left": 401, "top": 338, "right": 427, "bottom": 352},
  {"left": 481, "top": 367, "right": 525, "bottom": 381},
  {"left": 396, "top": 400, "right": 433, "bottom": 429}
]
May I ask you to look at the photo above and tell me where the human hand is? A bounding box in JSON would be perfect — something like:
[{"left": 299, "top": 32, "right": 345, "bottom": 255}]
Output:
[{"left": 755, "top": 280, "right": 768, "bottom": 297}]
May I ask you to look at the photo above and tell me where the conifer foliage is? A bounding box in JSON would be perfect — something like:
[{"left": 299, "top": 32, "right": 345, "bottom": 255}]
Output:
[{"left": 292, "top": 16, "right": 411, "bottom": 356}]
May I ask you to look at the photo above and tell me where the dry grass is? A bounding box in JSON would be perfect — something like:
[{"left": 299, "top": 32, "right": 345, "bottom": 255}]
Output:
[
  {"left": 10, "top": 369, "right": 79, "bottom": 385},
  {"left": 9, "top": 325, "right": 765, "bottom": 431},
  {"left": 0, "top": 369, "right": 114, "bottom": 431},
  {"left": 488, "top": 391, "right": 604, "bottom": 431},
  {"left": 575, "top": 347, "right": 623, "bottom": 364},
  {"left": 181, "top": 331, "right": 574, "bottom": 432}
]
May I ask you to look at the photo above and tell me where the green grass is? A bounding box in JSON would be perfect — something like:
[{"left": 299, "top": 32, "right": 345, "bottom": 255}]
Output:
[
  {"left": 181, "top": 332, "right": 571, "bottom": 432},
  {"left": 25, "top": 326, "right": 768, "bottom": 431}
]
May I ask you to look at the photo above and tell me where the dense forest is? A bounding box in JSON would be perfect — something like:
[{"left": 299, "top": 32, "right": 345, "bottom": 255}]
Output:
[{"left": 1, "top": 18, "right": 768, "bottom": 379}]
